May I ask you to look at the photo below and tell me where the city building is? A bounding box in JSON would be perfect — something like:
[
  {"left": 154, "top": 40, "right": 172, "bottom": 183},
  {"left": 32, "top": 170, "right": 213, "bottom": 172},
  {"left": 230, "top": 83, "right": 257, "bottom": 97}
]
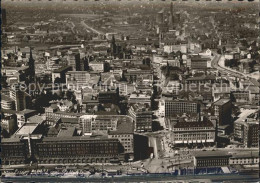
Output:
[
  {"left": 1, "top": 114, "right": 17, "bottom": 135},
  {"left": 79, "top": 115, "right": 124, "bottom": 135},
  {"left": 128, "top": 104, "right": 153, "bottom": 132},
  {"left": 89, "top": 61, "right": 104, "bottom": 72},
  {"left": 128, "top": 93, "right": 152, "bottom": 106},
  {"left": 108, "top": 121, "right": 135, "bottom": 160},
  {"left": 212, "top": 99, "right": 232, "bottom": 126},
  {"left": 1, "top": 94, "right": 15, "bottom": 110},
  {"left": 66, "top": 71, "right": 91, "bottom": 89},
  {"left": 231, "top": 90, "right": 251, "bottom": 104},
  {"left": 158, "top": 99, "right": 200, "bottom": 117},
  {"left": 52, "top": 66, "right": 72, "bottom": 83},
  {"left": 172, "top": 118, "right": 215, "bottom": 147},
  {"left": 234, "top": 110, "right": 259, "bottom": 148},
  {"left": 194, "top": 152, "right": 232, "bottom": 168},
  {"left": 190, "top": 55, "right": 211, "bottom": 70},
  {"left": 36, "top": 136, "right": 124, "bottom": 164},
  {"left": 9, "top": 87, "right": 31, "bottom": 111},
  {"left": 229, "top": 151, "right": 259, "bottom": 165},
  {"left": 1, "top": 137, "right": 28, "bottom": 165},
  {"left": 124, "top": 69, "right": 153, "bottom": 83},
  {"left": 98, "top": 90, "right": 119, "bottom": 104},
  {"left": 67, "top": 52, "right": 81, "bottom": 71},
  {"left": 186, "top": 75, "right": 216, "bottom": 84},
  {"left": 16, "top": 109, "right": 38, "bottom": 128}
]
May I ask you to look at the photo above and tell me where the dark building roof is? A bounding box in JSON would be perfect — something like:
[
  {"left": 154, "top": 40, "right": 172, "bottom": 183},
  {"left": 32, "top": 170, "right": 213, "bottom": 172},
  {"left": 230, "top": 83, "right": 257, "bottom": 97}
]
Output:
[
  {"left": 191, "top": 55, "right": 211, "bottom": 61},
  {"left": 186, "top": 75, "right": 216, "bottom": 81},
  {"left": 41, "top": 136, "right": 118, "bottom": 142},
  {"left": 108, "top": 122, "right": 134, "bottom": 135},
  {"left": 60, "top": 117, "right": 78, "bottom": 124},
  {"left": 57, "top": 127, "right": 76, "bottom": 137},
  {"left": 214, "top": 99, "right": 230, "bottom": 106},
  {"left": 174, "top": 120, "right": 214, "bottom": 128},
  {"left": 16, "top": 109, "right": 37, "bottom": 115},
  {"left": 53, "top": 66, "right": 72, "bottom": 73},
  {"left": 231, "top": 151, "right": 258, "bottom": 159},
  {"left": 194, "top": 151, "right": 231, "bottom": 158}
]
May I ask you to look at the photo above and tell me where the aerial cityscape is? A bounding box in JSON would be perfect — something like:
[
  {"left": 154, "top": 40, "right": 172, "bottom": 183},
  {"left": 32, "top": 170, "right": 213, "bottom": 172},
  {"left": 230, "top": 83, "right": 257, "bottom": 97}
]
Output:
[{"left": 1, "top": 0, "right": 259, "bottom": 182}]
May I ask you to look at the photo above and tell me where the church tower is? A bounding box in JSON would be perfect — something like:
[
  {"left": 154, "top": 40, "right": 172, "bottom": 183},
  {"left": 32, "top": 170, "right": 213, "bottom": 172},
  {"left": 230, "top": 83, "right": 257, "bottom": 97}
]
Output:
[
  {"left": 28, "top": 47, "right": 35, "bottom": 83},
  {"left": 111, "top": 35, "right": 117, "bottom": 58}
]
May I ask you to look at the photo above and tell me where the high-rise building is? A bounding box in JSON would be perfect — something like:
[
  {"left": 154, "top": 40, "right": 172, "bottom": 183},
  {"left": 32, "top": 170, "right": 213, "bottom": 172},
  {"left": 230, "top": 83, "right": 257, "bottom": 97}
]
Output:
[
  {"left": 213, "top": 99, "right": 232, "bottom": 126},
  {"left": 128, "top": 104, "right": 153, "bottom": 132},
  {"left": 243, "top": 122, "right": 259, "bottom": 148},
  {"left": 67, "top": 53, "right": 82, "bottom": 71},
  {"left": 10, "top": 88, "right": 26, "bottom": 111},
  {"left": 235, "top": 119, "right": 259, "bottom": 148}
]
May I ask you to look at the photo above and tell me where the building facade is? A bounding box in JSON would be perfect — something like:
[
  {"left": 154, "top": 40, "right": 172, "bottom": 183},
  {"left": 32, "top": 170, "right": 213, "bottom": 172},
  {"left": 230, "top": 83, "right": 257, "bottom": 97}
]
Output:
[
  {"left": 213, "top": 99, "right": 232, "bottom": 126},
  {"left": 128, "top": 104, "right": 153, "bottom": 132},
  {"left": 194, "top": 152, "right": 232, "bottom": 168},
  {"left": 172, "top": 120, "right": 215, "bottom": 147},
  {"left": 159, "top": 99, "right": 200, "bottom": 117},
  {"left": 36, "top": 137, "right": 123, "bottom": 164}
]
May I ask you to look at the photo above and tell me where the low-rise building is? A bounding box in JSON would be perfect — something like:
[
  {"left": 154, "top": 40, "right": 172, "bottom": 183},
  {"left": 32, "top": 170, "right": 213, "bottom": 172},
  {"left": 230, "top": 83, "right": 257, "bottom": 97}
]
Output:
[
  {"left": 229, "top": 151, "right": 259, "bottom": 165},
  {"left": 190, "top": 55, "right": 211, "bottom": 70},
  {"left": 194, "top": 151, "right": 231, "bottom": 168}
]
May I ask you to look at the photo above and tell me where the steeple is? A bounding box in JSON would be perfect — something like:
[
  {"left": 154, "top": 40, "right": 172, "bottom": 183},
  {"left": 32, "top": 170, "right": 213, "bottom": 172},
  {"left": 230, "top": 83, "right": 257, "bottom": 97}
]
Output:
[
  {"left": 111, "top": 35, "right": 116, "bottom": 58},
  {"left": 28, "top": 47, "right": 35, "bottom": 83}
]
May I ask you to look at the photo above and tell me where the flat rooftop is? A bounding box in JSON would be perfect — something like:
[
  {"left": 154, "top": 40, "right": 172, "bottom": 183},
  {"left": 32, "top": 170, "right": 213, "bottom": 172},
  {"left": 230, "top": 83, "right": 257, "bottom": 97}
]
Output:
[
  {"left": 57, "top": 127, "right": 76, "bottom": 137},
  {"left": 15, "top": 123, "right": 39, "bottom": 136},
  {"left": 214, "top": 99, "right": 230, "bottom": 106},
  {"left": 194, "top": 151, "right": 231, "bottom": 158}
]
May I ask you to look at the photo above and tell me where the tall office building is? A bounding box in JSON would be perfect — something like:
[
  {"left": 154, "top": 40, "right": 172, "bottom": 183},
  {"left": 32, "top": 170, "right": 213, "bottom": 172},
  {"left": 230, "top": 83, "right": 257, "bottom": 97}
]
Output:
[
  {"left": 10, "top": 88, "right": 26, "bottom": 111},
  {"left": 213, "top": 99, "right": 232, "bottom": 126}
]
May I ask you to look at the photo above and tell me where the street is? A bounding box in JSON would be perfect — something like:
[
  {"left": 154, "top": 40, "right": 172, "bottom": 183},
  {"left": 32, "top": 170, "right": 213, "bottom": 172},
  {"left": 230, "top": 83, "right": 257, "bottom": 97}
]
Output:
[{"left": 80, "top": 20, "right": 104, "bottom": 35}]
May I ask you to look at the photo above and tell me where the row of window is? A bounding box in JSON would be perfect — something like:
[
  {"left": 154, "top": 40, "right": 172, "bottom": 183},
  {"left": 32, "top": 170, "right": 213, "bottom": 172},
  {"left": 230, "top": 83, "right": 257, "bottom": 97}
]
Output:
[
  {"left": 111, "top": 134, "right": 132, "bottom": 138},
  {"left": 174, "top": 128, "right": 213, "bottom": 131}
]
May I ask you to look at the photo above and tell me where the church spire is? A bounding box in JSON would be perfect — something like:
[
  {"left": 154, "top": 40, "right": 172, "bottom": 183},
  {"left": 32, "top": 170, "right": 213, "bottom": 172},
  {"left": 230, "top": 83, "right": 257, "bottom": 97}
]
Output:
[{"left": 28, "top": 47, "right": 35, "bottom": 83}]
